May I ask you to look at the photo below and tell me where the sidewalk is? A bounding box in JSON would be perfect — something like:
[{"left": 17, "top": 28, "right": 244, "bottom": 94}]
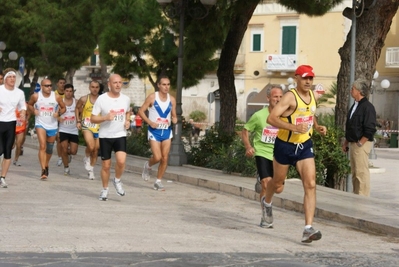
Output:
[{"left": 22, "top": 138, "right": 399, "bottom": 237}]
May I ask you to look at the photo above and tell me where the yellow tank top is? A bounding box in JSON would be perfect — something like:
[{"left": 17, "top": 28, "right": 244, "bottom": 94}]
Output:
[
  {"left": 81, "top": 94, "right": 100, "bottom": 133},
  {"left": 277, "top": 89, "right": 316, "bottom": 143},
  {"left": 55, "top": 89, "right": 65, "bottom": 99}
]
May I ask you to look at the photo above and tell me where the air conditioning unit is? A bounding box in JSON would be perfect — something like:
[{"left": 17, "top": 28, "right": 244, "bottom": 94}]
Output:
[{"left": 264, "top": 54, "right": 297, "bottom": 71}]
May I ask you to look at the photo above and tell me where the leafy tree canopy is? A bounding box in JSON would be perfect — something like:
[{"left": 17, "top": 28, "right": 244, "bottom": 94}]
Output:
[
  {"left": 3, "top": 0, "right": 95, "bottom": 80},
  {"left": 96, "top": 0, "right": 227, "bottom": 89}
]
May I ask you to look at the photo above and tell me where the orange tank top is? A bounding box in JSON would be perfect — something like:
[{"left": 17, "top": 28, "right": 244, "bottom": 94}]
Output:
[{"left": 15, "top": 108, "right": 27, "bottom": 134}]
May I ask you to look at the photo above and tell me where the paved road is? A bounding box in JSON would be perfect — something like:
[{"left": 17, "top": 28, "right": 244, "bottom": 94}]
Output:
[{"left": 0, "top": 145, "right": 398, "bottom": 266}]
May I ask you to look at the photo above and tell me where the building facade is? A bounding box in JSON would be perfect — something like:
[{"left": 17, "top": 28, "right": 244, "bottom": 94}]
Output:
[{"left": 182, "top": 0, "right": 399, "bottom": 130}]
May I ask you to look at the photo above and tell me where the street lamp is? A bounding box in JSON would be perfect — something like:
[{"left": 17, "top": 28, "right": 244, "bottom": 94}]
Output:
[
  {"left": 157, "top": 0, "right": 217, "bottom": 166},
  {"left": 287, "top": 77, "right": 296, "bottom": 90},
  {"left": 0, "top": 41, "right": 18, "bottom": 72},
  {"left": 0, "top": 41, "right": 7, "bottom": 72}
]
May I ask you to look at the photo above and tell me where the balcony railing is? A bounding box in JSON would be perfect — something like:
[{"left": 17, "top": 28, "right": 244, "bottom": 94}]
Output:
[
  {"left": 263, "top": 54, "right": 297, "bottom": 71},
  {"left": 386, "top": 47, "right": 399, "bottom": 68},
  {"left": 234, "top": 53, "right": 245, "bottom": 71},
  {"left": 214, "top": 50, "right": 245, "bottom": 71}
]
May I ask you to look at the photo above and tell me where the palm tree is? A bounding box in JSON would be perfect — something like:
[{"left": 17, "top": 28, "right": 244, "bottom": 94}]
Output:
[{"left": 317, "top": 82, "right": 337, "bottom": 108}]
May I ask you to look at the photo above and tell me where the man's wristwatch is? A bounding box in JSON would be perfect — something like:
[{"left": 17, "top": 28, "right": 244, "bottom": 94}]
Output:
[{"left": 357, "top": 141, "right": 363, "bottom": 147}]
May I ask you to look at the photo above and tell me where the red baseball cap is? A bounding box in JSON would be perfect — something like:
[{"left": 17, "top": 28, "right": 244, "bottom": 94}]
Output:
[{"left": 295, "top": 65, "right": 315, "bottom": 78}]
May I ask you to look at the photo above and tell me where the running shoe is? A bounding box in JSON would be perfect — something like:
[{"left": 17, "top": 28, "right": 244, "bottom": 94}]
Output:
[
  {"left": 99, "top": 188, "right": 109, "bottom": 201},
  {"left": 263, "top": 201, "right": 273, "bottom": 227},
  {"left": 260, "top": 217, "right": 273, "bottom": 228},
  {"left": 260, "top": 197, "right": 273, "bottom": 228},
  {"left": 41, "top": 169, "right": 48, "bottom": 180},
  {"left": 255, "top": 175, "right": 261, "bottom": 193},
  {"left": 64, "top": 167, "right": 70, "bottom": 176},
  {"left": 153, "top": 180, "right": 165, "bottom": 191},
  {"left": 88, "top": 170, "right": 95, "bottom": 180},
  {"left": 0, "top": 177, "right": 8, "bottom": 188},
  {"left": 84, "top": 157, "right": 91, "bottom": 171},
  {"left": 13, "top": 161, "right": 22, "bottom": 166},
  {"left": 142, "top": 161, "right": 151, "bottom": 181},
  {"left": 56, "top": 157, "right": 62, "bottom": 166},
  {"left": 301, "top": 227, "right": 322, "bottom": 243},
  {"left": 112, "top": 178, "right": 125, "bottom": 196}
]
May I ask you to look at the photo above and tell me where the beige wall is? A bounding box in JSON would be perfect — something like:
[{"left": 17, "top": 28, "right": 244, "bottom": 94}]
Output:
[
  {"left": 239, "top": 8, "right": 348, "bottom": 120},
  {"left": 239, "top": 2, "right": 399, "bottom": 128},
  {"left": 181, "top": 1, "right": 399, "bottom": 127}
]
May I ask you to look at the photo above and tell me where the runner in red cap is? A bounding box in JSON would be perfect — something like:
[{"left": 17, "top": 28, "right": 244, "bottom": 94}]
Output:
[{"left": 263, "top": 64, "right": 327, "bottom": 243}]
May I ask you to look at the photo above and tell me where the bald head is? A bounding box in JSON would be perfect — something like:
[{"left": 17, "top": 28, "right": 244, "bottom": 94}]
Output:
[{"left": 108, "top": 74, "right": 123, "bottom": 96}]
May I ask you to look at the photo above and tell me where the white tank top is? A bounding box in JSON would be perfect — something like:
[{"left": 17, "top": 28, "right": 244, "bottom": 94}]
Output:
[
  {"left": 34, "top": 91, "right": 58, "bottom": 129},
  {"left": 59, "top": 98, "right": 78, "bottom": 135},
  {"left": 148, "top": 92, "right": 172, "bottom": 129}
]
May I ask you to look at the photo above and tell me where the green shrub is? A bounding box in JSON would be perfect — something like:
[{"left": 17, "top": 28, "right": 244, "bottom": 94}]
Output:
[
  {"left": 189, "top": 110, "right": 206, "bottom": 122},
  {"left": 312, "top": 114, "right": 350, "bottom": 189},
  {"left": 126, "top": 124, "right": 152, "bottom": 158},
  {"left": 125, "top": 114, "right": 350, "bottom": 191},
  {"left": 235, "top": 119, "right": 246, "bottom": 131},
  {"left": 181, "top": 116, "right": 192, "bottom": 139},
  {"left": 187, "top": 126, "right": 256, "bottom": 176}
]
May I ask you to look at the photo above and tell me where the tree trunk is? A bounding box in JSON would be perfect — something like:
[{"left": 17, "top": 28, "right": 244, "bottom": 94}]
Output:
[
  {"left": 100, "top": 57, "right": 109, "bottom": 92},
  {"left": 335, "top": 0, "right": 399, "bottom": 129},
  {"left": 217, "top": 0, "right": 259, "bottom": 135},
  {"left": 65, "top": 68, "right": 76, "bottom": 84}
]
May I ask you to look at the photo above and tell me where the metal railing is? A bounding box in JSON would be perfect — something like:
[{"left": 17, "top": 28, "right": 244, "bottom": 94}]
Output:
[{"left": 386, "top": 47, "right": 399, "bottom": 67}]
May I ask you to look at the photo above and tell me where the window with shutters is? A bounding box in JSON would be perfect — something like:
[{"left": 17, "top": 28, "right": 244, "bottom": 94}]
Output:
[
  {"left": 250, "top": 28, "right": 263, "bottom": 52},
  {"left": 282, "top": 26, "right": 296, "bottom": 54}
]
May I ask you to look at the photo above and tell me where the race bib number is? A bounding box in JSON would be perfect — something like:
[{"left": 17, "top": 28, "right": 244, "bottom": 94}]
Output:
[
  {"left": 111, "top": 109, "right": 125, "bottom": 122},
  {"left": 261, "top": 127, "right": 278, "bottom": 144},
  {"left": 16, "top": 118, "right": 24, "bottom": 127},
  {"left": 39, "top": 106, "right": 54, "bottom": 117},
  {"left": 83, "top": 117, "right": 96, "bottom": 128},
  {"left": 156, "top": 118, "right": 169, "bottom": 129},
  {"left": 294, "top": 115, "right": 314, "bottom": 134},
  {"left": 63, "top": 116, "right": 76, "bottom": 126}
]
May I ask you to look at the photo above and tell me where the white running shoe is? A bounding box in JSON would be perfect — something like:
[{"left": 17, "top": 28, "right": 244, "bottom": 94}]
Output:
[
  {"left": 0, "top": 177, "right": 8, "bottom": 188},
  {"left": 142, "top": 161, "right": 151, "bottom": 181},
  {"left": 88, "top": 170, "right": 95, "bottom": 180},
  {"left": 64, "top": 167, "right": 70, "bottom": 176},
  {"left": 84, "top": 157, "right": 91, "bottom": 171},
  {"left": 112, "top": 178, "right": 125, "bottom": 196},
  {"left": 56, "top": 157, "right": 62, "bottom": 166},
  {"left": 153, "top": 180, "right": 165, "bottom": 191},
  {"left": 99, "top": 188, "right": 109, "bottom": 201},
  {"left": 13, "top": 161, "right": 22, "bottom": 166}
]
